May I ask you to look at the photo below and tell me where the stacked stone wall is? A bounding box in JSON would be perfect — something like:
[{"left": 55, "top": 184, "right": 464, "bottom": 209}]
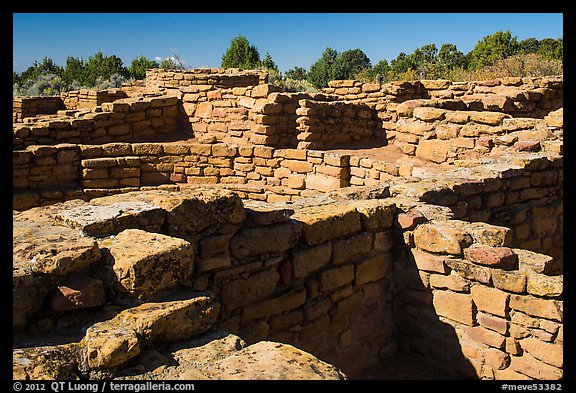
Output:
[
  {"left": 391, "top": 200, "right": 562, "bottom": 379},
  {"left": 61, "top": 88, "right": 128, "bottom": 110},
  {"left": 13, "top": 95, "right": 179, "bottom": 149}
]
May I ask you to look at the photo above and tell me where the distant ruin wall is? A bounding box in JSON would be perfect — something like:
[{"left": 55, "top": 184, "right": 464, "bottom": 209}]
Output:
[
  {"left": 145, "top": 68, "right": 268, "bottom": 91},
  {"left": 13, "top": 95, "right": 179, "bottom": 148}
]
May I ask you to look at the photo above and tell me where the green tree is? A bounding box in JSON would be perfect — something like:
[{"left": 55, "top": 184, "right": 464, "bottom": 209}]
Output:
[
  {"left": 468, "top": 30, "right": 520, "bottom": 69},
  {"left": 129, "top": 55, "right": 159, "bottom": 80},
  {"left": 518, "top": 38, "right": 540, "bottom": 55},
  {"left": 261, "top": 52, "right": 278, "bottom": 71},
  {"left": 390, "top": 52, "right": 416, "bottom": 75},
  {"left": 160, "top": 57, "right": 177, "bottom": 69},
  {"left": 368, "top": 59, "right": 391, "bottom": 82},
  {"left": 62, "top": 56, "right": 87, "bottom": 86},
  {"left": 18, "top": 56, "right": 63, "bottom": 85},
  {"left": 84, "top": 51, "right": 129, "bottom": 86},
  {"left": 438, "top": 43, "right": 467, "bottom": 70},
  {"left": 537, "top": 38, "right": 563, "bottom": 61},
  {"left": 285, "top": 66, "right": 307, "bottom": 80},
  {"left": 333, "top": 48, "right": 371, "bottom": 80},
  {"left": 308, "top": 47, "right": 339, "bottom": 89},
  {"left": 221, "top": 35, "right": 261, "bottom": 69}
]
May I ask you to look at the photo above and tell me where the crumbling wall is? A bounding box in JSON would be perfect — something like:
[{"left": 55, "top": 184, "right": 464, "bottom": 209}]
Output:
[{"left": 61, "top": 88, "right": 128, "bottom": 110}]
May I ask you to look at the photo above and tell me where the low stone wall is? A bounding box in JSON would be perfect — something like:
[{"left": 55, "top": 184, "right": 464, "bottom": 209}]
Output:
[
  {"left": 13, "top": 96, "right": 66, "bottom": 123},
  {"left": 146, "top": 68, "right": 268, "bottom": 91},
  {"left": 61, "top": 88, "right": 128, "bottom": 110},
  {"left": 13, "top": 95, "right": 179, "bottom": 149},
  {"left": 390, "top": 104, "right": 563, "bottom": 162},
  {"left": 296, "top": 99, "right": 379, "bottom": 149},
  {"left": 324, "top": 76, "right": 563, "bottom": 118},
  {"left": 392, "top": 200, "right": 563, "bottom": 379}
]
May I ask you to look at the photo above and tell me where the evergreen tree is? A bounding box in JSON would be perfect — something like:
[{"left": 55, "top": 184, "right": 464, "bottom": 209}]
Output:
[
  {"left": 221, "top": 35, "right": 261, "bottom": 69},
  {"left": 261, "top": 52, "right": 278, "bottom": 71},
  {"left": 285, "top": 66, "right": 308, "bottom": 80},
  {"left": 468, "top": 30, "right": 520, "bottom": 69},
  {"left": 332, "top": 48, "right": 371, "bottom": 80},
  {"left": 308, "top": 48, "right": 339, "bottom": 89},
  {"left": 129, "top": 56, "right": 159, "bottom": 80}
]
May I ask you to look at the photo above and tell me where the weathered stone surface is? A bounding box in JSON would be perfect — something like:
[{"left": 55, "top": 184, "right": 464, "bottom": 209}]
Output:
[
  {"left": 509, "top": 352, "right": 562, "bottom": 380},
  {"left": 445, "top": 258, "right": 492, "bottom": 284},
  {"left": 291, "top": 242, "right": 332, "bottom": 278},
  {"left": 292, "top": 204, "right": 361, "bottom": 246},
  {"left": 103, "top": 229, "right": 194, "bottom": 297},
  {"left": 332, "top": 232, "right": 372, "bottom": 265},
  {"left": 412, "top": 107, "right": 446, "bottom": 121},
  {"left": 118, "top": 292, "right": 220, "bottom": 342},
  {"left": 519, "top": 337, "right": 562, "bottom": 368},
  {"left": 319, "top": 265, "right": 355, "bottom": 292},
  {"left": 229, "top": 221, "right": 302, "bottom": 259},
  {"left": 464, "top": 222, "right": 512, "bottom": 247},
  {"left": 491, "top": 270, "right": 527, "bottom": 294},
  {"left": 544, "top": 107, "right": 562, "bottom": 128},
  {"left": 242, "top": 286, "right": 306, "bottom": 322},
  {"left": 220, "top": 268, "right": 280, "bottom": 309},
  {"left": 509, "top": 294, "right": 562, "bottom": 321},
  {"left": 54, "top": 202, "right": 165, "bottom": 237},
  {"left": 463, "top": 246, "right": 518, "bottom": 269},
  {"left": 432, "top": 290, "right": 475, "bottom": 325},
  {"left": 202, "top": 341, "right": 347, "bottom": 380},
  {"left": 415, "top": 140, "right": 449, "bottom": 163},
  {"left": 462, "top": 326, "right": 505, "bottom": 349},
  {"left": 305, "top": 173, "right": 345, "bottom": 192},
  {"left": 353, "top": 199, "right": 396, "bottom": 230},
  {"left": 526, "top": 273, "right": 562, "bottom": 298},
  {"left": 50, "top": 274, "right": 106, "bottom": 312},
  {"left": 429, "top": 272, "right": 470, "bottom": 292},
  {"left": 13, "top": 343, "right": 80, "bottom": 380},
  {"left": 91, "top": 189, "right": 245, "bottom": 236},
  {"left": 355, "top": 253, "right": 392, "bottom": 286},
  {"left": 514, "top": 248, "right": 555, "bottom": 274},
  {"left": 471, "top": 285, "right": 509, "bottom": 318},
  {"left": 413, "top": 223, "right": 473, "bottom": 255},
  {"left": 83, "top": 319, "right": 140, "bottom": 370},
  {"left": 410, "top": 248, "right": 451, "bottom": 273}
]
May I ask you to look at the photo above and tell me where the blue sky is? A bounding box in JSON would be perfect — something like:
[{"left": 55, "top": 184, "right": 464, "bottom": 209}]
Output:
[{"left": 13, "top": 13, "right": 563, "bottom": 74}]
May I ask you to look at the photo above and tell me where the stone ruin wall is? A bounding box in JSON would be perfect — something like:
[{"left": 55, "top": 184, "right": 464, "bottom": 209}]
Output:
[{"left": 12, "top": 68, "right": 563, "bottom": 380}]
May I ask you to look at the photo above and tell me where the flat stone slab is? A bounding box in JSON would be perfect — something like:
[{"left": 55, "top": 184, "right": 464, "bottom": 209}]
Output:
[
  {"left": 102, "top": 229, "right": 195, "bottom": 297},
  {"left": 54, "top": 201, "right": 165, "bottom": 237}
]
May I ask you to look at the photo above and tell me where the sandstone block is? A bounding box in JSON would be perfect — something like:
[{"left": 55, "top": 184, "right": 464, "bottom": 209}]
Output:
[
  {"left": 355, "top": 253, "right": 391, "bottom": 286},
  {"left": 463, "top": 246, "right": 518, "bottom": 269},
  {"left": 229, "top": 221, "right": 302, "bottom": 259},
  {"left": 432, "top": 290, "right": 475, "bottom": 325},
  {"left": 332, "top": 232, "right": 372, "bottom": 265},
  {"left": 292, "top": 204, "right": 361, "bottom": 246},
  {"left": 509, "top": 352, "right": 562, "bottom": 380},
  {"left": 514, "top": 248, "right": 555, "bottom": 274},
  {"left": 464, "top": 222, "right": 512, "bottom": 247},
  {"left": 477, "top": 311, "right": 508, "bottom": 334},
  {"left": 118, "top": 292, "right": 220, "bottom": 342},
  {"left": 471, "top": 284, "right": 509, "bottom": 318},
  {"left": 50, "top": 274, "right": 106, "bottom": 312},
  {"left": 292, "top": 242, "right": 332, "bottom": 279},
  {"left": 509, "top": 294, "right": 562, "bottom": 321},
  {"left": 491, "top": 270, "right": 527, "bottom": 294},
  {"left": 410, "top": 248, "right": 451, "bottom": 274},
  {"left": 462, "top": 325, "right": 505, "bottom": 349},
  {"left": 319, "top": 265, "right": 355, "bottom": 292},
  {"left": 84, "top": 320, "right": 140, "bottom": 369},
  {"left": 242, "top": 286, "right": 306, "bottom": 322},
  {"left": 429, "top": 272, "right": 470, "bottom": 292},
  {"left": 413, "top": 223, "right": 473, "bottom": 255},
  {"left": 519, "top": 337, "right": 562, "bottom": 368},
  {"left": 54, "top": 201, "right": 165, "bottom": 237},
  {"left": 105, "top": 229, "right": 195, "bottom": 297},
  {"left": 305, "top": 173, "right": 346, "bottom": 192},
  {"left": 526, "top": 273, "right": 562, "bottom": 298},
  {"left": 415, "top": 139, "right": 449, "bottom": 163},
  {"left": 353, "top": 199, "right": 395, "bottom": 230},
  {"left": 470, "top": 112, "right": 509, "bottom": 126},
  {"left": 412, "top": 107, "right": 446, "bottom": 121},
  {"left": 204, "top": 341, "right": 346, "bottom": 380},
  {"left": 220, "top": 268, "right": 280, "bottom": 310},
  {"left": 281, "top": 159, "right": 313, "bottom": 173}
]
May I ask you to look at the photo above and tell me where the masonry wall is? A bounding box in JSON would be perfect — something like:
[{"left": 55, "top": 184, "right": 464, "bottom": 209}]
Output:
[
  {"left": 61, "top": 88, "right": 128, "bottom": 110},
  {"left": 145, "top": 68, "right": 268, "bottom": 90},
  {"left": 13, "top": 95, "right": 179, "bottom": 149},
  {"left": 391, "top": 200, "right": 563, "bottom": 379},
  {"left": 324, "top": 76, "right": 563, "bottom": 118},
  {"left": 13, "top": 96, "right": 66, "bottom": 123}
]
